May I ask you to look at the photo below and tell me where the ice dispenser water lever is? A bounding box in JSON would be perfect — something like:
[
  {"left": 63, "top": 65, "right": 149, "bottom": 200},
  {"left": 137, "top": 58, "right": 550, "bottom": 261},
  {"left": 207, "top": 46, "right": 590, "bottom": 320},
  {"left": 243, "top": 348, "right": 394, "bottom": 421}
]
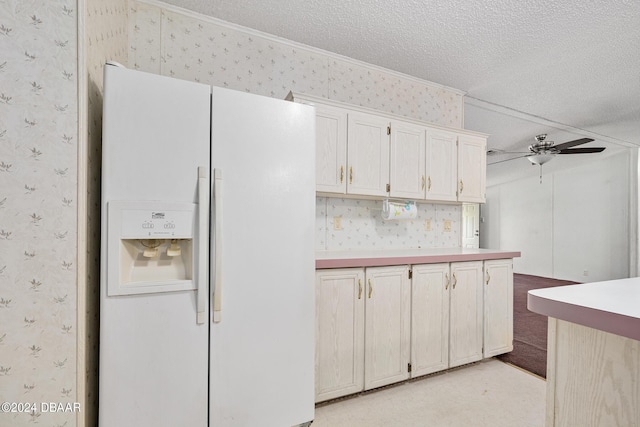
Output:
[
  {"left": 167, "top": 239, "right": 182, "bottom": 257},
  {"left": 107, "top": 201, "right": 197, "bottom": 296},
  {"left": 141, "top": 239, "right": 162, "bottom": 258}
]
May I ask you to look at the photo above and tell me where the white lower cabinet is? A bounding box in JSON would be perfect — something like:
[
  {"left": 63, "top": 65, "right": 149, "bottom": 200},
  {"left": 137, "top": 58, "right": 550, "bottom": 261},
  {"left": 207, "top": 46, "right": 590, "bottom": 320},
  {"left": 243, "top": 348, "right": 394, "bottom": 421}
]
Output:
[
  {"left": 316, "top": 259, "right": 512, "bottom": 401},
  {"left": 410, "top": 263, "right": 450, "bottom": 377},
  {"left": 315, "top": 266, "right": 410, "bottom": 402},
  {"left": 314, "top": 268, "right": 365, "bottom": 402},
  {"left": 364, "top": 266, "right": 411, "bottom": 390},
  {"left": 483, "top": 259, "right": 514, "bottom": 357},
  {"left": 449, "top": 261, "right": 484, "bottom": 368},
  {"left": 411, "top": 261, "right": 483, "bottom": 376}
]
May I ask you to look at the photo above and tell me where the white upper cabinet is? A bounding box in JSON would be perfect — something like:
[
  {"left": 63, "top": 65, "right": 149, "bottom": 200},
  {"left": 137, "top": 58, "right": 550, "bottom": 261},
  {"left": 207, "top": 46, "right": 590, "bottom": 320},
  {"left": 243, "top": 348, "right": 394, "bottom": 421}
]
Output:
[
  {"left": 347, "top": 112, "right": 390, "bottom": 197},
  {"left": 457, "top": 134, "right": 487, "bottom": 203},
  {"left": 426, "top": 129, "right": 458, "bottom": 202},
  {"left": 287, "top": 93, "right": 487, "bottom": 203},
  {"left": 315, "top": 104, "right": 348, "bottom": 194},
  {"left": 389, "top": 121, "right": 426, "bottom": 199}
]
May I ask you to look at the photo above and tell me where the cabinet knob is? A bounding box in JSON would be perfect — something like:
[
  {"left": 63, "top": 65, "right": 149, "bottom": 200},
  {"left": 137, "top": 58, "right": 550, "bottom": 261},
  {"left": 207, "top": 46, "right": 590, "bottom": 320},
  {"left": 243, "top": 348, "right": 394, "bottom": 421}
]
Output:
[
  {"left": 358, "top": 279, "right": 363, "bottom": 299},
  {"left": 486, "top": 270, "right": 491, "bottom": 285},
  {"left": 428, "top": 176, "right": 432, "bottom": 191},
  {"left": 459, "top": 179, "right": 464, "bottom": 194},
  {"left": 445, "top": 273, "right": 450, "bottom": 290},
  {"left": 421, "top": 175, "right": 426, "bottom": 190},
  {"left": 452, "top": 273, "right": 457, "bottom": 289},
  {"left": 368, "top": 278, "right": 373, "bottom": 298},
  {"left": 349, "top": 166, "right": 353, "bottom": 184},
  {"left": 340, "top": 165, "right": 344, "bottom": 183}
]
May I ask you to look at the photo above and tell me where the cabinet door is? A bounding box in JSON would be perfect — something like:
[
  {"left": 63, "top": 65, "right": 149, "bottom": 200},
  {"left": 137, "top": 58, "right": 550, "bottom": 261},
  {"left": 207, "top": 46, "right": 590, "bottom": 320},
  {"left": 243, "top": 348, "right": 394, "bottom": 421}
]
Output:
[
  {"left": 315, "top": 104, "right": 348, "bottom": 194},
  {"left": 364, "top": 266, "right": 411, "bottom": 390},
  {"left": 457, "top": 135, "right": 486, "bottom": 203},
  {"left": 483, "top": 259, "right": 514, "bottom": 357},
  {"left": 389, "top": 121, "right": 426, "bottom": 199},
  {"left": 315, "top": 268, "right": 365, "bottom": 402},
  {"left": 411, "top": 264, "right": 450, "bottom": 377},
  {"left": 425, "top": 129, "right": 458, "bottom": 202},
  {"left": 347, "top": 112, "right": 390, "bottom": 197},
  {"left": 449, "top": 261, "right": 483, "bottom": 368}
]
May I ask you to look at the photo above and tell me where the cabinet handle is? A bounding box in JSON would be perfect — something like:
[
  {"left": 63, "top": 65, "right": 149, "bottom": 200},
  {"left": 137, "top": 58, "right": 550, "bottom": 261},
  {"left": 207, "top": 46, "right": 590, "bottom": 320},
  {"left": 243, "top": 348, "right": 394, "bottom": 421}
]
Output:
[
  {"left": 421, "top": 175, "right": 425, "bottom": 190},
  {"left": 368, "top": 278, "right": 373, "bottom": 298},
  {"left": 349, "top": 166, "right": 353, "bottom": 184},
  {"left": 459, "top": 179, "right": 464, "bottom": 194},
  {"left": 452, "top": 273, "right": 457, "bottom": 289},
  {"left": 340, "top": 165, "right": 344, "bottom": 183},
  {"left": 427, "top": 176, "right": 432, "bottom": 191},
  {"left": 358, "top": 279, "right": 363, "bottom": 299},
  {"left": 486, "top": 270, "right": 491, "bottom": 285},
  {"left": 445, "top": 273, "right": 450, "bottom": 290}
]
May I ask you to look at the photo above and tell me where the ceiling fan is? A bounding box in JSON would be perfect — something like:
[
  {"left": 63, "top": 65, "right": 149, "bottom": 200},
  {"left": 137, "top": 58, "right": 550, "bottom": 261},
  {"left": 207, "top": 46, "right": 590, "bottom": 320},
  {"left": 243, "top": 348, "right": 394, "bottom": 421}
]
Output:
[{"left": 487, "top": 134, "right": 606, "bottom": 182}]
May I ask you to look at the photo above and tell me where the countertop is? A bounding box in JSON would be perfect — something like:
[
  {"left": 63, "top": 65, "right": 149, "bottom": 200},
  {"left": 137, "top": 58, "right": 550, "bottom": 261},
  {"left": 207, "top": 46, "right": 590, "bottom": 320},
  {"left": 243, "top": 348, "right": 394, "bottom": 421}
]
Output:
[
  {"left": 316, "top": 248, "right": 521, "bottom": 269},
  {"left": 528, "top": 277, "right": 640, "bottom": 341}
]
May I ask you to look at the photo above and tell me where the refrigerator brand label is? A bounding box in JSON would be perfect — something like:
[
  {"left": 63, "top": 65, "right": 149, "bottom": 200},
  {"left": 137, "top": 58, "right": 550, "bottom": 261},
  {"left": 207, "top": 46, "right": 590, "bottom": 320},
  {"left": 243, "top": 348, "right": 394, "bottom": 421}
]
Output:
[{"left": 119, "top": 205, "right": 195, "bottom": 239}]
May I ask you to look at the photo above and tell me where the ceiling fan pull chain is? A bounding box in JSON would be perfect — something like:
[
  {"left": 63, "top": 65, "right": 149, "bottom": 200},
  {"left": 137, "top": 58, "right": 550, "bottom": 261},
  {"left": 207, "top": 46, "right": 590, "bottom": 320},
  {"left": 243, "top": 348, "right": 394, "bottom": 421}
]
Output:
[{"left": 539, "top": 164, "right": 543, "bottom": 184}]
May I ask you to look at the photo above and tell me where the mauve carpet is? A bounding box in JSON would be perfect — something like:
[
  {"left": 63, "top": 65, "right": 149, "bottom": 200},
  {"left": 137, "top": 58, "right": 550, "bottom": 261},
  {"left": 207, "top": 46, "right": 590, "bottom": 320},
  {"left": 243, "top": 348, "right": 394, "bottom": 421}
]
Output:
[{"left": 497, "top": 274, "right": 578, "bottom": 378}]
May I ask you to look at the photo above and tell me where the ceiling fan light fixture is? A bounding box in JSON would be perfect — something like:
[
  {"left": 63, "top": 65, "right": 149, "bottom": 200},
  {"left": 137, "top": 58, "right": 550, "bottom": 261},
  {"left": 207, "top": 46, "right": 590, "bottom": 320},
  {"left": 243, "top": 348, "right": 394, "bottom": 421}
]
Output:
[{"left": 527, "top": 153, "right": 554, "bottom": 166}]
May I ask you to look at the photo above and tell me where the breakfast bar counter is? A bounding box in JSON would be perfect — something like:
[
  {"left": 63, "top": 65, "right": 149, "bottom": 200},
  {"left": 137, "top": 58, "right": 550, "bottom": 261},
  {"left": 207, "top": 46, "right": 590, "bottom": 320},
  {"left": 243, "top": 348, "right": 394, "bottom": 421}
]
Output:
[{"left": 527, "top": 278, "right": 640, "bottom": 427}]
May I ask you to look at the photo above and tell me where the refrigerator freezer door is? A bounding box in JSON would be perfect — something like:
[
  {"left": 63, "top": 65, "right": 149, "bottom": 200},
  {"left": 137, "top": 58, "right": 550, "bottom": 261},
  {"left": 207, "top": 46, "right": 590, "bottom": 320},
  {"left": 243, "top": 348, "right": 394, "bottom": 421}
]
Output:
[
  {"left": 209, "top": 88, "right": 316, "bottom": 426},
  {"left": 100, "top": 65, "right": 210, "bottom": 427}
]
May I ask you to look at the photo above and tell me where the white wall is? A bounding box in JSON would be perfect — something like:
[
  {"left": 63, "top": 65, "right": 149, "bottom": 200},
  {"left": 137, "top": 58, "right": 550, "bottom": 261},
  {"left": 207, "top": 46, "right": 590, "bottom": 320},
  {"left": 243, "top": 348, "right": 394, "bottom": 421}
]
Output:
[{"left": 481, "top": 150, "right": 633, "bottom": 282}]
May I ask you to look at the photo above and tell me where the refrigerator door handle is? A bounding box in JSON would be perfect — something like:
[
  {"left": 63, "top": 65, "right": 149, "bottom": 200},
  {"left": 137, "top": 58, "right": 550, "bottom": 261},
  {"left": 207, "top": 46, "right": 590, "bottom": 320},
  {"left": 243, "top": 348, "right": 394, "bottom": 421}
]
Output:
[
  {"left": 212, "top": 168, "right": 223, "bottom": 323},
  {"left": 196, "top": 167, "right": 209, "bottom": 324}
]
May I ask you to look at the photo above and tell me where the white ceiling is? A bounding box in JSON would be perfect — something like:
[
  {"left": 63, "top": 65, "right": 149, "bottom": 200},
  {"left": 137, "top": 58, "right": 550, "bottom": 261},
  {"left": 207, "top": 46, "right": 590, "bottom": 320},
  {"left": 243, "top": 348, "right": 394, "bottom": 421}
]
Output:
[{"left": 162, "top": 0, "right": 640, "bottom": 186}]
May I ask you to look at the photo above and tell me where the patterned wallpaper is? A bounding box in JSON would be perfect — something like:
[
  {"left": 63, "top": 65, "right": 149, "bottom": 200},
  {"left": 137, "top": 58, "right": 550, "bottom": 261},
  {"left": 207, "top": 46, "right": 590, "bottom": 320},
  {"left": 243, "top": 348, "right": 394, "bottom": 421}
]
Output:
[
  {"left": 129, "top": 0, "right": 464, "bottom": 128},
  {"left": 85, "top": 0, "right": 129, "bottom": 425},
  {"left": 317, "top": 197, "right": 461, "bottom": 250},
  {"left": 0, "top": 0, "right": 464, "bottom": 426},
  {"left": 129, "top": 0, "right": 465, "bottom": 251},
  {"left": 0, "top": 0, "right": 79, "bottom": 426}
]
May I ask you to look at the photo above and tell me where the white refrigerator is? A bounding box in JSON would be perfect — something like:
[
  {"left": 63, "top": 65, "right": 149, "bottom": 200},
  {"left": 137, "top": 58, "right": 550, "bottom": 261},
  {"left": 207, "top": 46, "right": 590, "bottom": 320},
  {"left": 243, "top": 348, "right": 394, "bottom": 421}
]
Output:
[{"left": 99, "top": 63, "right": 316, "bottom": 426}]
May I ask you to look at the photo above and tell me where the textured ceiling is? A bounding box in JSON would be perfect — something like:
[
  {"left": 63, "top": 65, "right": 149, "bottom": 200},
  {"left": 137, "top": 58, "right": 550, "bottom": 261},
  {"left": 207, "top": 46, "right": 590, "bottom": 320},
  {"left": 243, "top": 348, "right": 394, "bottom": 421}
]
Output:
[{"left": 162, "top": 0, "right": 640, "bottom": 185}]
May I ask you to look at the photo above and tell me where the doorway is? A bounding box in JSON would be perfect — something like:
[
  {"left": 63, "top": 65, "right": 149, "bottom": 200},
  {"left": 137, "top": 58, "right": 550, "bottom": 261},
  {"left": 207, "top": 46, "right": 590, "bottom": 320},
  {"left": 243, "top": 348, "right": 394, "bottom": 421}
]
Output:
[{"left": 462, "top": 203, "right": 480, "bottom": 248}]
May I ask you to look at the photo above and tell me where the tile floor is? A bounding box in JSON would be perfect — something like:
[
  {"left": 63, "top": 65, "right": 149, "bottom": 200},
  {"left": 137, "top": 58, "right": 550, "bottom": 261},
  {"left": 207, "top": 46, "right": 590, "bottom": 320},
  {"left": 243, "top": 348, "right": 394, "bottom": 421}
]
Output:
[{"left": 313, "top": 359, "right": 546, "bottom": 427}]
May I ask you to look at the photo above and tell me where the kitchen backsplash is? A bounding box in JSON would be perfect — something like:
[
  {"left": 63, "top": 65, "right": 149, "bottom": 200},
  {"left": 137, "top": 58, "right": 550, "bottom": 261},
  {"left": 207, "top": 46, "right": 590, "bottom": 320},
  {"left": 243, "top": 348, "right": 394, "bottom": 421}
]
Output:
[{"left": 316, "top": 197, "right": 462, "bottom": 251}]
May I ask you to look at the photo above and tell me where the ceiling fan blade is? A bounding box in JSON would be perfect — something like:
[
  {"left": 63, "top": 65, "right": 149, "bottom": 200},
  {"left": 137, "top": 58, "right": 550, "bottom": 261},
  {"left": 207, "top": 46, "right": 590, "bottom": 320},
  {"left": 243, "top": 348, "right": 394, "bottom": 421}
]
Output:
[
  {"left": 487, "top": 149, "right": 530, "bottom": 156},
  {"left": 488, "top": 154, "right": 530, "bottom": 165},
  {"left": 553, "top": 138, "right": 594, "bottom": 150},
  {"left": 558, "top": 147, "right": 606, "bottom": 154}
]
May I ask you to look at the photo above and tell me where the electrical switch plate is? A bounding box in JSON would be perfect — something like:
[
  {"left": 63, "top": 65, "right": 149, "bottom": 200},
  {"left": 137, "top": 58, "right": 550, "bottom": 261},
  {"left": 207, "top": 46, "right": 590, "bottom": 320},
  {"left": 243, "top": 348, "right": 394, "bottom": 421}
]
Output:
[
  {"left": 425, "top": 219, "right": 431, "bottom": 231},
  {"left": 333, "top": 216, "right": 342, "bottom": 230},
  {"left": 443, "top": 220, "right": 452, "bottom": 232}
]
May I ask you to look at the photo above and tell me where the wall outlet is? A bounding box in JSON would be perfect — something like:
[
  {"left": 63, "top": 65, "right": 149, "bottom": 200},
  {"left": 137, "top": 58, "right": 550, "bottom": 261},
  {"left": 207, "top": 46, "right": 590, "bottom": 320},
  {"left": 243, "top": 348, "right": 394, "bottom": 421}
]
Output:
[
  {"left": 583, "top": 270, "right": 589, "bottom": 276},
  {"left": 443, "top": 220, "right": 452, "bottom": 232},
  {"left": 425, "top": 219, "right": 431, "bottom": 231},
  {"left": 333, "top": 216, "right": 343, "bottom": 230}
]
